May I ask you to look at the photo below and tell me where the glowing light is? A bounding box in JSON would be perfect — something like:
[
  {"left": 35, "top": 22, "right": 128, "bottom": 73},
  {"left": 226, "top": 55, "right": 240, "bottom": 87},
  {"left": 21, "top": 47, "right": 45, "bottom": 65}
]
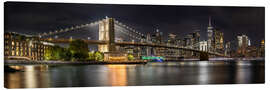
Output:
[
  {"left": 107, "top": 65, "right": 127, "bottom": 86},
  {"left": 25, "top": 66, "right": 37, "bottom": 88},
  {"left": 109, "top": 56, "right": 127, "bottom": 61},
  {"left": 142, "top": 56, "right": 164, "bottom": 60}
]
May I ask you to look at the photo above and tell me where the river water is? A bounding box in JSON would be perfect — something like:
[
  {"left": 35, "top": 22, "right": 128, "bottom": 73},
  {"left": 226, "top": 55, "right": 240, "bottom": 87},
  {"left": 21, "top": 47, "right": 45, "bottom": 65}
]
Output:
[{"left": 4, "top": 60, "right": 264, "bottom": 88}]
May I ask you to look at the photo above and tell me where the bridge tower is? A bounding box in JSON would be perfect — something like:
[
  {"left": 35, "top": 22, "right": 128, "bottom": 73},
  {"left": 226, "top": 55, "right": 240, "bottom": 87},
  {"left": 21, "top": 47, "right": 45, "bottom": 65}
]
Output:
[{"left": 98, "top": 17, "right": 116, "bottom": 52}]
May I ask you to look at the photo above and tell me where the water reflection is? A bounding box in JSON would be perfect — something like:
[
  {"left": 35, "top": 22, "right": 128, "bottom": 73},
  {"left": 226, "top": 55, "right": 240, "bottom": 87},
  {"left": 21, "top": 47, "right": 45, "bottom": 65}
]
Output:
[
  {"left": 4, "top": 61, "right": 265, "bottom": 88},
  {"left": 107, "top": 65, "right": 127, "bottom": 86},
  {"left": 5, "top": 65, "right": 50, "bottom": 88},
  {"left": 25, "top": 66, "right": 37, "bottom": 88},
  {"left": 198, "top": 65, "right": 210, "bottom": 84}
]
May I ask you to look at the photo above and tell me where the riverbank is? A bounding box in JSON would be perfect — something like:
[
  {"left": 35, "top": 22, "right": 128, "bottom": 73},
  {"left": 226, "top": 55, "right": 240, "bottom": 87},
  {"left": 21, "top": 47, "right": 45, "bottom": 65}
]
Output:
[
  {"left": 5, "top": 58, "right": 265, "bottom": 65},
  {"left": 4, "top": 60, "right": 148, "bottom": 65}
]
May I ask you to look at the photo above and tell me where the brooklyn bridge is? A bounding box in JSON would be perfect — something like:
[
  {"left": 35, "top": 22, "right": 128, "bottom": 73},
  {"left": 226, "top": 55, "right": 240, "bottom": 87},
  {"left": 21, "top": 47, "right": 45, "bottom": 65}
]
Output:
[{"left": 35, "top": 17, "right": 225, "bottom": 60}]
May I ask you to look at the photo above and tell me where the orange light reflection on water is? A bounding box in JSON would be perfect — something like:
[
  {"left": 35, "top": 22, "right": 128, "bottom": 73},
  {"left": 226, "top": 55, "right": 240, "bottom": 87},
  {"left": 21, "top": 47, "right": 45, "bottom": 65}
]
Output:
[{"left": 106, "top": 65, "right": 127, "bottom": 86}]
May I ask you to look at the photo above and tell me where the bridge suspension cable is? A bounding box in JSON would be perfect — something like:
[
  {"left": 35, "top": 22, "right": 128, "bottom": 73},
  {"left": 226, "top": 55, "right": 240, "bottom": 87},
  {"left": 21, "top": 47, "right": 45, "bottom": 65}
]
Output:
[
  {"left": 114, "top": 20, "right": 146, "bottom": 40},
  {"left": 39, "top": 20, "right": 100, "bottom": 37}
]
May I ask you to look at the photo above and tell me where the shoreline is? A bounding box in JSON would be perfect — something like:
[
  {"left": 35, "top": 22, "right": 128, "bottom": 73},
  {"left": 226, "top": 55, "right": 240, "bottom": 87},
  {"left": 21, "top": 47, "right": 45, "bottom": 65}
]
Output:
[
  {"left": 4, "top": 60, "right": 148, "bottom": 65},
  {"left": 4, "top": 59, "right": 265, "bottom": 65}
]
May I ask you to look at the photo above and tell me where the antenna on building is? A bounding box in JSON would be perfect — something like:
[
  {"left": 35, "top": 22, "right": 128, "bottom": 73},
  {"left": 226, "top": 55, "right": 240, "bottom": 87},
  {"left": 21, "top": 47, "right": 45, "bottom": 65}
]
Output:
[{"left": 209, "top": 16, "right": 212, "bottom": 27}]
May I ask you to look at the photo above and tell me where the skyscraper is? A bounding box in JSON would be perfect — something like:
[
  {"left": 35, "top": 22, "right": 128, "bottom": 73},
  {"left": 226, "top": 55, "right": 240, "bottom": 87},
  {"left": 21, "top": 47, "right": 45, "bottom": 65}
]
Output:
[
  {"left": 168, "top": 33, "right": 177, "bottom": 45},
  {"left": 259, "top": 39, "right": 265, "bottom": 57},
  {"left": 152, "top": 29, "right": 163, "bottom": 44},
  {"left": 237, "top": 34, "right": 251, "bottom": 56},
  {"left": 212, "top": 29, "right": 224, "bottom": 53},
  {"left": 192, "top": 30, "right": 200, "bottom": 50},
  {"left": 207, "top": 17, "right": 214, "bottom": 52},
  {"left": 225, "top": 42, "right": 231, "bottom": 56},
  {"left": 237, "top": 34, "right": 250, "bottom": 49}
]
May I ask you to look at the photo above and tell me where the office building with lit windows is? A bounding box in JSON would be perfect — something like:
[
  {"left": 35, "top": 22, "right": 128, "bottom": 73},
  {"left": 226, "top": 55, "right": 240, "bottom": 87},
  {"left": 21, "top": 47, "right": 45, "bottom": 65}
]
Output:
[{"left": 212, "top": 29, "right": 224, "bottom": 53}]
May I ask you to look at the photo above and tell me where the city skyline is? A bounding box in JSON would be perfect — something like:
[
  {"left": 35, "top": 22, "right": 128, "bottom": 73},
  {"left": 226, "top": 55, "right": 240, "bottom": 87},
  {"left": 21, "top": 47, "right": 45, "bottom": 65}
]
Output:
[
  {"left": 4, "top": 2, "right": 265, "bottom": 88},
  {"left": 5, "top": 2, "right": 264, "bottom": 45}
]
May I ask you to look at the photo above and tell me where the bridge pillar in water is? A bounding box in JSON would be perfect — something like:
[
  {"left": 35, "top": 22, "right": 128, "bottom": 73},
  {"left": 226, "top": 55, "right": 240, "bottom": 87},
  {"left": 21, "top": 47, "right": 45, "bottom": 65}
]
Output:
[{"left": 98, "top": 17, "right": 116, "bottom": 52}]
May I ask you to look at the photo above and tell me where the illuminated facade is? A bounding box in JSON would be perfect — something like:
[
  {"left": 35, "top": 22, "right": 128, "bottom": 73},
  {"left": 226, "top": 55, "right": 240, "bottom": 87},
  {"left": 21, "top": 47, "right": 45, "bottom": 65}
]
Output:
[
  {"left": 259, "top": 40, "right": 265, "bottom": 57},
  {"left": 4, "top": 32, "right": 51, "bottom": 60},
  {"left": 199, "top": 40, "right": 208, "bottom": 51},
  {"left": 237, "top": 34, "right": 250, "bottom": 56},
  {"left": 237, "top": 35, "right": 250, "bottom": 49},
  {"left": 104, "top": 52, "right": 128, "bottom": 61}
]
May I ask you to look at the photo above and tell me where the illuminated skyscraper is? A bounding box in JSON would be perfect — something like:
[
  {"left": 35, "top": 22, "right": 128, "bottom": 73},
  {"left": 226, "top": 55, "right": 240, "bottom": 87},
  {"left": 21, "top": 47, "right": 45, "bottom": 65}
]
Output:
[
  {"left": 237, "top": 34, "right": 250, "bottom": 56},
  {"left": 237, "top": 34, "right": 250, "bottom": 49},
  {"left": 207, "top": 17, "right": 214, "bottom": 52},
  {"left": 212, "top": 29, "right": 224, "bottom": 53}
]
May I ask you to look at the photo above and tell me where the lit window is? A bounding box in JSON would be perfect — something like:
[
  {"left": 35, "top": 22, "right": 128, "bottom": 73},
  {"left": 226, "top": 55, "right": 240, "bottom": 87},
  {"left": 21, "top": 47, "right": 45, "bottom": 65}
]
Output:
[
  {"left": 12, "top": 41, "right": 15, "bottom": 46},
  {"left": 11, "top": 51, "right": 15, "bottom": 56}
]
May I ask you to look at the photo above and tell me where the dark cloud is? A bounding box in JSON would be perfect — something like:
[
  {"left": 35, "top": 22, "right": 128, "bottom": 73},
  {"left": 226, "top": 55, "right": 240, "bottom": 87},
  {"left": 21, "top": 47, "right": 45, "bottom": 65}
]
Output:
[{"left": 4, "top": 2, "right": 264, "bottom": 46}]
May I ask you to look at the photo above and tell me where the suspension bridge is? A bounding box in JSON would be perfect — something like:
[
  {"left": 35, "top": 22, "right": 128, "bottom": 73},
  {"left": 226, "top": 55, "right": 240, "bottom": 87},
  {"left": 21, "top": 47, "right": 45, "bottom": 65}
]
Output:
[{"left": 38, "top": 17, "right": 225, "bottom": 59}]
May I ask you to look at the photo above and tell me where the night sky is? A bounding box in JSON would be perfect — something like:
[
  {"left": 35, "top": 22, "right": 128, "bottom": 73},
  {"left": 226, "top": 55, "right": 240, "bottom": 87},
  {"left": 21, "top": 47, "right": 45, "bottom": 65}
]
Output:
[{"left": 4, "top": 2, "right": 265, "bottom": 46}]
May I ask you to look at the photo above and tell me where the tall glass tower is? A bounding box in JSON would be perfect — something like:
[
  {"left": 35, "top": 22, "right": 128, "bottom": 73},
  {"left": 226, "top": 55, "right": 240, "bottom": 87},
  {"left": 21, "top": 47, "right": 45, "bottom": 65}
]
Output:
[{"left": 207, "top": 17, "right": 213, "bottom": 52}]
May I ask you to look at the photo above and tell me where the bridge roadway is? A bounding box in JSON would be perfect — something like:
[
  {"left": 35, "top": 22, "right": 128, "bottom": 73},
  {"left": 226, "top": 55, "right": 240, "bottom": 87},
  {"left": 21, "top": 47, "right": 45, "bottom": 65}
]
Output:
[{"left": 42, "top": 38, "right": 225, "bottom": 57}]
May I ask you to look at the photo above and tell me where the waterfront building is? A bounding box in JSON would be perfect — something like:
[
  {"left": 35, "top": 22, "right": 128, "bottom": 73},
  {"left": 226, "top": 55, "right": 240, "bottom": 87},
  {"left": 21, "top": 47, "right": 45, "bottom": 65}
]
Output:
[
  {"left": 4, "top": 32, "right": 53, "bottom": 60},
  {"left": 104, "top": 52, "right": 128, "bottom": 61}
]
